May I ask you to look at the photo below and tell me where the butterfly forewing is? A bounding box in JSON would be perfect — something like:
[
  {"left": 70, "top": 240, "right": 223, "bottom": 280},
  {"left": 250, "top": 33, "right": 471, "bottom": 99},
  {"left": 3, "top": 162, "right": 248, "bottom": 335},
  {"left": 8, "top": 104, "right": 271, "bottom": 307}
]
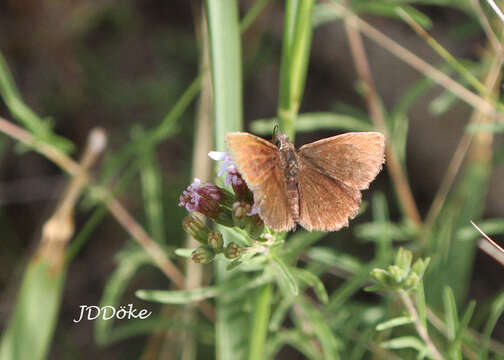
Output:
[
  {"left": 226, "top": 132, "right": 278, "bottom": 187},
  {"left": 252, "top": 165, "right": 296, "bottom": 231},
  {"left": 298, "top": 132, "right": 385, "bottom": 190},
  {"left": 298, "top": 157, "right": 362, "bottom": 231},
  {"left": 226, "top": 132, "right": 296, "bottom": 231}
]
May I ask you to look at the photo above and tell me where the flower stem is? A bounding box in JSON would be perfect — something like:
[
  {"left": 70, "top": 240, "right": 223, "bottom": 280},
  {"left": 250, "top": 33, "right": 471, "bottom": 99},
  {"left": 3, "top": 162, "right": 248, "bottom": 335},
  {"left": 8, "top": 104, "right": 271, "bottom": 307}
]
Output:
[{"left": 399, "top": 290, "right": 443, "bottom": 360}]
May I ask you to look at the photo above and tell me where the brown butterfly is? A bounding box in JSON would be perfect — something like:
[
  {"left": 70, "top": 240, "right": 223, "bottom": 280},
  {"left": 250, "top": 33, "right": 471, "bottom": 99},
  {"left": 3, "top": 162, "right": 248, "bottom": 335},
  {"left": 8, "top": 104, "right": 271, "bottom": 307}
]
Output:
[{"left": 226, "top": 131, "right": 385, "bottom": 232}]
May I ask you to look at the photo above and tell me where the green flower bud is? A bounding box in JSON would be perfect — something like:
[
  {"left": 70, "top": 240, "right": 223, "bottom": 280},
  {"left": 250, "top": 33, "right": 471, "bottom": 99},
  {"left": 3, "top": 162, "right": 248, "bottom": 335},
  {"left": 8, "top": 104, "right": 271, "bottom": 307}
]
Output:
[
  {"left": 388, "top": 265, "right": 407, "bottom": 283},
  {"left": 370, "top": 269, "right": 390, "bottom": 285},
  {"left": 224, "top": 242, "right": 241, "bottom": 259},
  {"left": 208, "top": 231, "right": 224, "bottom": 251},
  {"left": 412, "top": 257, "right": 430, "bottom": 278},
  {"left": 183, "top": 214, "right": 210, "bottom": 244},
  {"left": 395, "top": 247, "right": 412, "bottom": 273},
  {"left": 232, "top": 201, "right": 252, "bottom": 229},
  {"left": 404, "top": 273, "right": 419, "bottom": 290},
  {"left": 192, "top": 246, "right": 215, "bottom": 264},
  {"left": 245, "top": 214, "right": 264, "bottom": 239},
  {"left": 214, "top": 207, "right": 234, "bottom": 227}
]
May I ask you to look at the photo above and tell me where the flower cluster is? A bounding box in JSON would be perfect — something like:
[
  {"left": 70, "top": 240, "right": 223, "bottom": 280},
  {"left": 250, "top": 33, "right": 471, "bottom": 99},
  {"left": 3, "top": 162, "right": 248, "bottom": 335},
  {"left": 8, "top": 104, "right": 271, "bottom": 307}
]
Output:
[{"left": 178, "top": 152, "right": 264, "bottom": 264}]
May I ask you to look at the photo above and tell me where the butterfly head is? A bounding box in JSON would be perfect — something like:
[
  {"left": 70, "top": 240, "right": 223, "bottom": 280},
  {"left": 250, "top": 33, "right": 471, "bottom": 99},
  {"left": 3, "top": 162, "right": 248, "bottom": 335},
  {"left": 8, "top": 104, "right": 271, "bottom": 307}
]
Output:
[{"left": 273, "top": 131, "right": 292, "bottom": 150}]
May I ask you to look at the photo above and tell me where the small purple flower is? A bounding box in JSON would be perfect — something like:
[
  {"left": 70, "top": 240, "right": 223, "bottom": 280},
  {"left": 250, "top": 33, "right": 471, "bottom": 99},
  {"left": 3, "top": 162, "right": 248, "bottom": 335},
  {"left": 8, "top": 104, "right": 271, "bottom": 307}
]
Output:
[
  {"left": 179, "top": 178, "right": 223, "bottom": 218},
  {"left": 209, "top": 151, "right": 251, "bottom": 201}
]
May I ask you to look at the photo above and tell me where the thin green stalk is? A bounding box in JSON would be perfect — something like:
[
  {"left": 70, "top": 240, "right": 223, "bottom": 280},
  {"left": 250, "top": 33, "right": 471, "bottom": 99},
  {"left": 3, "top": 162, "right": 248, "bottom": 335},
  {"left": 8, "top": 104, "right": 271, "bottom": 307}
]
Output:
[
  {"left": 248, "top": 285, "right": 273, "bottom": 360},
  {"left": 278, "top": 0, "right": 314, "bottom": 140},
  {"left": 241, "top": 0, "right": 272, "bottom": 33},
  {"left": 0, "top": 51, "right": 74, "bottom": 153}
]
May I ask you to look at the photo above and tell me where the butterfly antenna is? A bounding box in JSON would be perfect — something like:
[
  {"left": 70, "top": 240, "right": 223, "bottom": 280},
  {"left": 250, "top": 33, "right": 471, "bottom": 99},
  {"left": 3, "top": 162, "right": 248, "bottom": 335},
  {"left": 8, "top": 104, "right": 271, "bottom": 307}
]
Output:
[{"left": 272, "top": 124, "right": 279, "bottom": 143}]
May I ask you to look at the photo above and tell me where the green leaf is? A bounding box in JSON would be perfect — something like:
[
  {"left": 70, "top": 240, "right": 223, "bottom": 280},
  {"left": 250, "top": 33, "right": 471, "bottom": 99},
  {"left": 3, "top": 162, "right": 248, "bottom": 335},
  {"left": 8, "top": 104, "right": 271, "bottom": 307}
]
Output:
[
  {"left": 453, "top": 300, "right": 475, "bottom": 354},
  {"left": 250, "top": 112, "right": 373, "bottom": 135},
  {"left": 376, "top": 316, "right": 413, "bottom": 331},
  {"left": 271, "top": 254, "right": 299, "bottom": 296},
  {"left": 267, "top": 329, "right": 324, "bottom": 359},
  {"left": 269, "top": 296, "right": 294, "bottom": 332},
  {"left": 443, "top": 286, "right": 459, "bottom": 341},
  {"left": 137, "top": 272, "right": 273, "bottom": 304},
  {"left": 416, "top": 281, "right": 427, "bottom": 328},
  {"left": 481, "top": 290, "right": 504, "bottom": 360},
  {"left": 354, "top": 221, "right": 417, "bottom": 242},
  {"left": 304, "top": 247, "right": 362, "bottom": 274},
  {"left": 299, "top": 299, "right": 340, "bottom": 359},
  {"left": 0, "top": 258, "right": 65, "bottom": 360},
  {"left": 293, "top": 268, "right": 329, "bottom": 303},
  {"left": 380, "top": 336, "right": 427, "bottom": 352},
  {"left": 137, "top": 285, "right": 220, "bottom": 304}
]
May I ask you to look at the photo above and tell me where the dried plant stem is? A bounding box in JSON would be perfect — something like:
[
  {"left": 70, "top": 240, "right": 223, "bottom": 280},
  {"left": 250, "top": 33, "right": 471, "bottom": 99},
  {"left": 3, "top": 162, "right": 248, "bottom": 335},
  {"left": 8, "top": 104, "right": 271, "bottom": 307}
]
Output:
[
  {"left": 486, "top": 0, "right": 504, "bottom": 23},
  {"left": 471, "top": 221, "right": 504, "bottom": 266},
  {"left": 0, "top": 117, "right": 80, "bottom": 174},
  {"left": 39, "top": 128, "right": 106, "bottom": 269},
  {"left": 478, "top": 239, "right": 504, "bottom": 267},
  {"left": 343, "top": 7, "right": 422, "bottom": 226},
  {"left": 397, "top": 8, "right": 493, "bottom": 100},
  {"left": 424, "top": 40, "right": 504, "bottom": 230},
  {"left": 399, "top": 291, "right": 443, "bottom": 360},
  {"left": 471, "top": 0, "right": 504, "bottom": 54},
  {"left": 0, "top": 116, "right": 215, "bottom": 321},
  {"left": 329, "top": 1, "right": 504, "bottom": 122}
]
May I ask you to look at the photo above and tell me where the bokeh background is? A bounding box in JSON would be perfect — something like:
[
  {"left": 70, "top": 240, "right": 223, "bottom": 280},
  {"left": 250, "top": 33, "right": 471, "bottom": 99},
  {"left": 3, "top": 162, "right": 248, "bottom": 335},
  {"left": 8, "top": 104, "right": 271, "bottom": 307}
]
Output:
[{"left": 0, "top": 0, "right": 503, "bottom": 358}]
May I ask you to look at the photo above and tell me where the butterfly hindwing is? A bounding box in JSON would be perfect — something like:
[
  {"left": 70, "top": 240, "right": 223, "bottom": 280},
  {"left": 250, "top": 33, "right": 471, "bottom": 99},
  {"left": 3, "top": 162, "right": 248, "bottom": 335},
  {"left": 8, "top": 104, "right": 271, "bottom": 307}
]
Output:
[
  {"left": 297, "top": 156, "right": 361, "bottom": 231},
  {"left": 226, "top": 132, "right": 295, "bottom": 231},
  {"left": 298, "top": 132, "right": 385, "bottom": 190}
]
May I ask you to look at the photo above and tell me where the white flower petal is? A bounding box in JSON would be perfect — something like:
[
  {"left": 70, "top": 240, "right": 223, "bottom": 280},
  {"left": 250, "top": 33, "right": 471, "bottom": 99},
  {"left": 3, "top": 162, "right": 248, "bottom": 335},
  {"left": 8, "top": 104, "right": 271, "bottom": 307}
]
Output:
[{"left": 208, "top": 151, "right": 227, "bottom": 161}]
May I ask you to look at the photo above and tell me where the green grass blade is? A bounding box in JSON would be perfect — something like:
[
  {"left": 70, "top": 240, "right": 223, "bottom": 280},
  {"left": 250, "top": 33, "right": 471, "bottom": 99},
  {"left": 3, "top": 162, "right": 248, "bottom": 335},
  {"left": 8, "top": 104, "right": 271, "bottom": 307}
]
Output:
[
  {"left": 0, "top": 51, "right": 74, "bottom": 153},
  {"left": 205, "top": 0, "right": 245, "bottom": 358},
  {"left": 136, "top": 133, "right": 165, "bottom": 243},
  {"left": 0, "top": 259, "right": 65, "bottom": 360},
  {"left": 95, "top": 248, "right": 151, "bottom": 344}
]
